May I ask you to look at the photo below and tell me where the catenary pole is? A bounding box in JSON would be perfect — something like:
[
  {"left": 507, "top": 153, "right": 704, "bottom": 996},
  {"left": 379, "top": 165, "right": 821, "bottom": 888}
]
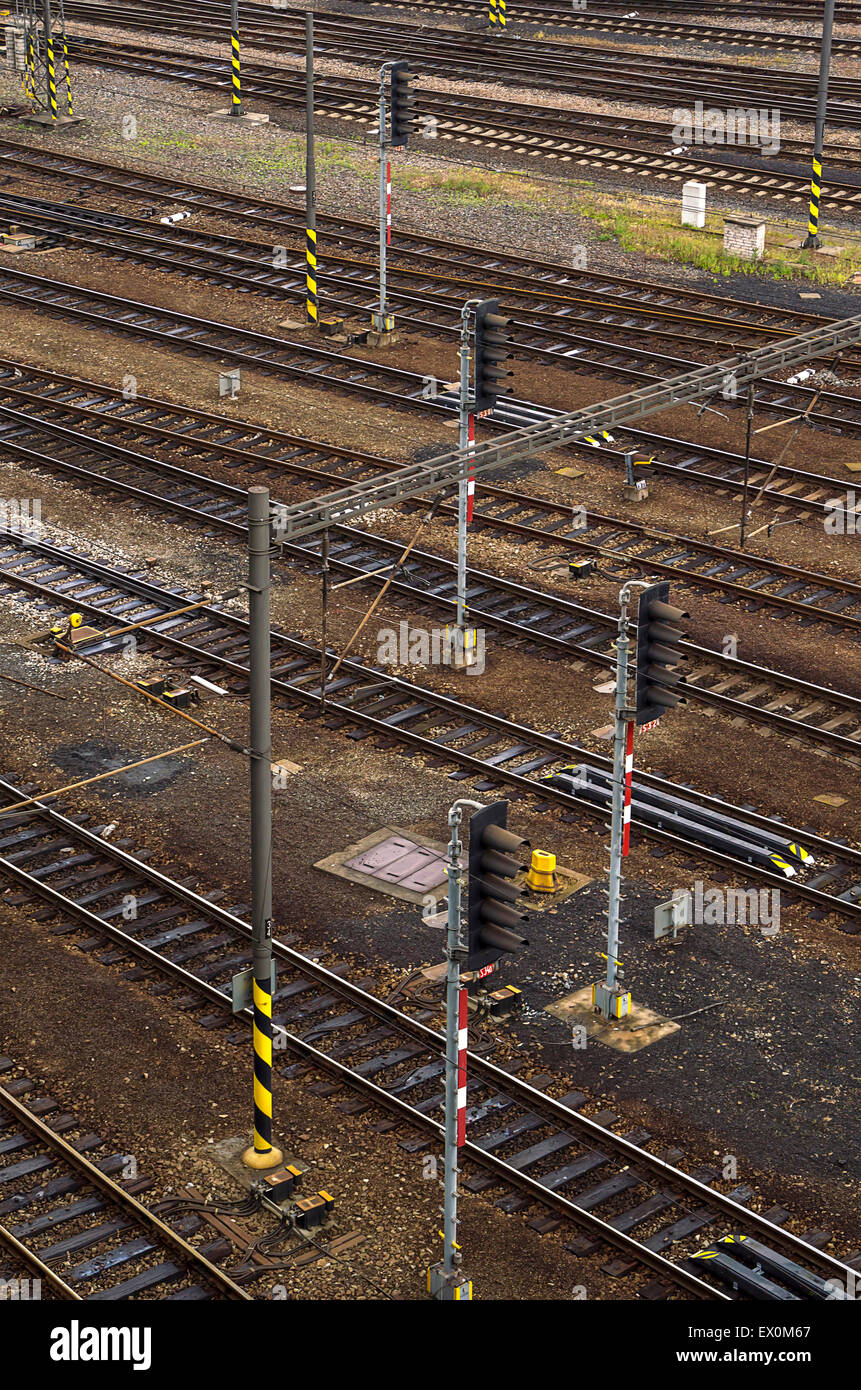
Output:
[
  {"left": 230, "top": 0, "right": 242, "bottom": 117},
  {"left": 41, "top": 0, "right": 57, "bottom": 121},
  {"left": 243, "top": 487, "right": 282, "bottom": 1169},
  {"left": 305, "top": 11, "right": 318, "bottom": 324},
  {"left": 803, "top": 0, "right": 835, "bottom": 248},
  {"left": 455, "top": 304, "right": 473, "bottom": 648}
]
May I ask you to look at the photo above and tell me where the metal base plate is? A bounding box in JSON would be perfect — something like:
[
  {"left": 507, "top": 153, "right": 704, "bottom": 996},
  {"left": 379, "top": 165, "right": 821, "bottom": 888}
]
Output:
[
  {"left": 546, "top": 985, "right": 680, "bottom": 1052},
  {"left": 207, "top": 109, "right": 270, "bottom": 125},
  {"left": 208, "top": 1134, "right": 304, "bottom": 1190}
]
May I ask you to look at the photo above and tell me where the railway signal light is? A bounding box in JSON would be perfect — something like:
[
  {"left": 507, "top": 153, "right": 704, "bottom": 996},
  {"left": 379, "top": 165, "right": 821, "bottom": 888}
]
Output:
[
  {"left": 634, "top": 581, "right": 688, "bottom": 727},
  {"left": 473, "top": 298, "right": 513, "bottom": 417},
  {"left": 389, "top": 61, "right": 415, "bottom": 148},
  {"left": 467, "top": 801, "right": 529, "bottom": 974}
]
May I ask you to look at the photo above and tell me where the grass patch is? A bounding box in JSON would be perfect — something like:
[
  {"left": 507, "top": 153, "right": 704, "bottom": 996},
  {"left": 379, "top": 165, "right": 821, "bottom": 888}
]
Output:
[
  {"left": 398, "top": 164, "right": 543, "bottom": 206},
  {"left": 573, "top": 193, "right": 861, "bottom": 286}
]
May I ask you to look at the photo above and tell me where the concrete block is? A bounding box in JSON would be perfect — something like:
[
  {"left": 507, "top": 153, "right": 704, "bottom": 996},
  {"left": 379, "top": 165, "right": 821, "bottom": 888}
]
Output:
[{"left": 681, "top": 180, "right": 706, "bottom": 229}]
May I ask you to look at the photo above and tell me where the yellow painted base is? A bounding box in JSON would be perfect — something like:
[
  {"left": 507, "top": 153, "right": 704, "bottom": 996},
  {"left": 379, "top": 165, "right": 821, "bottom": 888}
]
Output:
[{"left": 241, "top": 1144, "right": 284, "bottom": 1170}]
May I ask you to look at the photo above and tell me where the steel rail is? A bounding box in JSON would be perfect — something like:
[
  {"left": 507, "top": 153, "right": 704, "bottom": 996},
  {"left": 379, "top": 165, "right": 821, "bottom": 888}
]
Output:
[
  {"left": 3, "top": 360, "right": 861, "bottom": 629},
  {"left": 3, "top": 200, "right": 817, "bottom": 369},
  {"left": 60, "top": 28, "right": 861, "bottom": 134},
  {"left": 59, "top": 2, "right": 861, "bottom": 111},
  {"left": 0, "top": 138, "right": 851, "bottom": 334},
  {"left": 2, "top": 266, "right": 860, "bottom": 520},
  {"left": 1, "top": 776, "right": 854, "bottom": 1288},
  {"left": 348, "top": 0, "right": 861, "bottom": 52},
  {"left": 7, "top": 195, "right": 855, "bottom": 364},
  {"left": 0, "top": 1083, "right": 252, "bottom": 1299},
  {"left": 53, "top": 36, "right": 861, "bottom": 186},
  {"left": 0, "top": 836, "right": 721, "bottom": 1300},
  {"left": 1, "top": 403, "right": 860, "bottom": 761},
  {"left": 2, "top": 531, "right": 860, "bottom": 925},
  {"left": 0, "top": 1222, "right": 83, "bottom": 1300}
]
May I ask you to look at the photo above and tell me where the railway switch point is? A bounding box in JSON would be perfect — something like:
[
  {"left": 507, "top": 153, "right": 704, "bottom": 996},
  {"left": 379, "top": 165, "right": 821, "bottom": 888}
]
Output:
[
  {"left": 136, "top": 675, "right": 167, "bottom": 698},
  {"left": 162, "top": 686, "right": 197, "bottom": 710},
  {"left": 0, "top": 225, "right": 41, "bottom": 252},
  {"left": 526, "top": 849, "right": 558, "bottom": 892}
]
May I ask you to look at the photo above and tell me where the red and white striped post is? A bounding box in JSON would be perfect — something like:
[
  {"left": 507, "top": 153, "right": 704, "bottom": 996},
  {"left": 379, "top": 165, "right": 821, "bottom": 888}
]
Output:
[
  {"left": 622, "top": 718, "right": 634, "bottom": 857},
  {"left": 428, "top": 798, "right": 476, "bottom": 1300},
  {"left": 386, "top": 160, "right": 392, "bottom": 245},
  {"left": 465, "top": 412, "right": 475, "bottom": 525},
  {"left": 456, "top": 986, "right": 468, "bottom": 1147}
]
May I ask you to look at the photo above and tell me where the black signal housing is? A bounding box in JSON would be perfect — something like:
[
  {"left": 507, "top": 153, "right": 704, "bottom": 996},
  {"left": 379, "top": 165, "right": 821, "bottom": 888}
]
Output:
[
  {"left": 634, "top": 581, "right": 688, "bottom": 726},
  {"left": 466, "top": 801, "right": 530, "bottom": 973},
  {"left": 473, "top": 298, "right": 513, "bottom": 417},
  {"left": 389, "top": 62, "right": 415, "bottom": 148}
]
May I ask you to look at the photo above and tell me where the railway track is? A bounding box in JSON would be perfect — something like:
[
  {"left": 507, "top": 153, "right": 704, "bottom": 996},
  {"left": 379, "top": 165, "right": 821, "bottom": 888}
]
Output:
[
  {"left": 353, "top": 0, "right": 861, "bottom": 54},
  {"left": 0, "top": 138, "right": 852, "bottom": 336},
  {"left": 9, "top": 191, "right": 861, "bottom": 382},
  {"left": 2, "top": 361, "right": 861, "bottom": 763},
  {"left": 1, "top": 258, "right": 859, "bottom": 513},
  {"left": 0, "top": 1068, "right": 250, "bottom": 1299},
  {"left": 2, "top": 530, "right": 861, "bottom": 927},
  {"left": 3, "top": 358, "right": 861, "bottom": 631},
  {"left": 0, "top": 779, "right": 856, "bottom": 1300},
  {"left": 34, "top": 40, "right": 861, "bottom": 218},
  {"left": 59, "top": 0, "right": 861, "bottom": 124}
]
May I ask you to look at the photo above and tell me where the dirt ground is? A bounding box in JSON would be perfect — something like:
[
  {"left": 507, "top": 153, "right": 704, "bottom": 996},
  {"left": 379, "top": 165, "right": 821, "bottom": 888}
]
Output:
[
  {"left": 0, "top": 497, "right": 857, "bottom": 1257},
  {"left": 0, "top": 25, "right": 858, "bottom": 1297}
]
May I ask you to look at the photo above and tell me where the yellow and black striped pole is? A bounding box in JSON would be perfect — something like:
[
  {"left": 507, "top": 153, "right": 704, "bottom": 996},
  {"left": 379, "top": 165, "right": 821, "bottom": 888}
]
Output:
[
  {"left": 21, "top": 32, "right": 35, "bottom": 102},
  {"left": 45, "top": 30, "right": 58, "bottom": 121},
  {"left": 306, "top": 225, "right": 318, "bottom": 324},
  {"left": 27, "top": 34, "right": 35, "bottom": 100},
  {"left": 805, "top": 155, "right": 823, "bottom": 245},
  {"left": 498, "top": 0, "right": 506, "bottom": 28},
  {"left": 58, "top": 1, "right": 73, "bottom": 118},
  {"left": 242, "top": 487, "right": 283, "bottom": 1172},
  {"left": 251, "top": 972, "right": 276, "bottom": 1158},
  {"left": 803, "top": 0, "right": 834, "bottom": 249},
  {"left": 305, "top": 12, "right": 318, "bottom": 325},
  {"left": 230, "top": 0, "right": 242, "bottom": 117},
  {"left": 61, "top": 36, "right": 72, "bottom": 116},
  {"left": 489, "top": 0, "right": 497, "bottom": 27}
]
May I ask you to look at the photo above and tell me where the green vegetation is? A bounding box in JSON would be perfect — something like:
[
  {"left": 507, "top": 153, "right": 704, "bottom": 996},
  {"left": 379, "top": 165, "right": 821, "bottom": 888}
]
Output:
[{"left": 575, "top": 193, "right": 860, "bottom": 286}]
